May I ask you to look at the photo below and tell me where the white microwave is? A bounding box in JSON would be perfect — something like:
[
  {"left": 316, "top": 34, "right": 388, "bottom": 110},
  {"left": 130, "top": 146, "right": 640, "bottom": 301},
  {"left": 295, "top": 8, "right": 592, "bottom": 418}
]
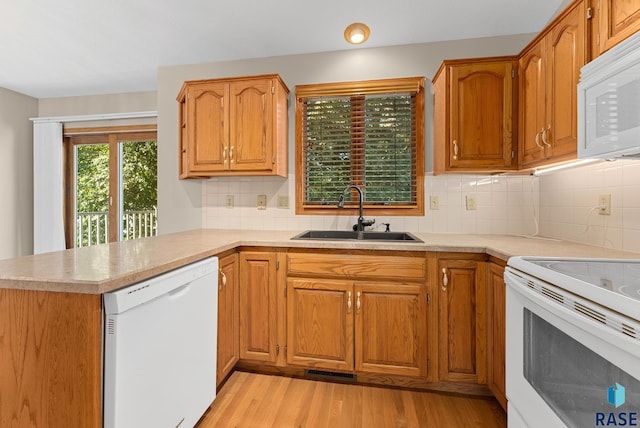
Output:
[{"left": 578, "top": 31, "right": 640, "bottom": 159}]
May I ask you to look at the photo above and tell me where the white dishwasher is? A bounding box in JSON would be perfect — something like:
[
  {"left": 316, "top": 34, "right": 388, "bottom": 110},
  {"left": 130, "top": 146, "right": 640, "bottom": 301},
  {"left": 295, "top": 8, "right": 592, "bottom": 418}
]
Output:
[{"left": 103, "top": 257, "right": 218, "bottom": 428}]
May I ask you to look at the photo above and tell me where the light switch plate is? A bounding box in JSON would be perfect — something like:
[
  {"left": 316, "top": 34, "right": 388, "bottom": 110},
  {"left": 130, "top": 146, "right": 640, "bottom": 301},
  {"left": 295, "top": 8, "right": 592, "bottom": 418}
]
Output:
[
  {"left": 465, "top": 195, "right": 477, "bottom": 211},
  {"left": 225, "top": 195, "right": 234, "bottom": 209}
]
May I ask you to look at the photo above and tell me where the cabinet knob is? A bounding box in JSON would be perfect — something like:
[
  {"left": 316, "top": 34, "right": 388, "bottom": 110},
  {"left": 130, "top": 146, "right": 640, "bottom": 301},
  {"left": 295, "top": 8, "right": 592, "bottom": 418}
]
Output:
[{"left": 442, "top": 268, "right": 448, "bottom": 292}]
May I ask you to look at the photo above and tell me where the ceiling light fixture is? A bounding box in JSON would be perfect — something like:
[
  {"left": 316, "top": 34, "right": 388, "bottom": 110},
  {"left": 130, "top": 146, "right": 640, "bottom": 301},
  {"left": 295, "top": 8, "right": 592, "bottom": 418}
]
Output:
[{"left": 344, "top": 23, "right": 370, "bottom": 45}]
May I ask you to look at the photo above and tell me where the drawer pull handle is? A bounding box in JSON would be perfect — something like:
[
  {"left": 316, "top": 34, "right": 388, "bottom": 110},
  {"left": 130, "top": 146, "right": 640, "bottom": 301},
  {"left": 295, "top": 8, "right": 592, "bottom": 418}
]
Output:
[
  {"left": 542, "top": 126, "right": 551, "bottom": 148},
  {"left": 219, "top": 269, "right": 227, "bottom": 290},
  {"left": 535, "top": 131, "right": 544, "bottom": 149},
  {"left": 442, "top": 268, "right": 448, "bottom": 292}
]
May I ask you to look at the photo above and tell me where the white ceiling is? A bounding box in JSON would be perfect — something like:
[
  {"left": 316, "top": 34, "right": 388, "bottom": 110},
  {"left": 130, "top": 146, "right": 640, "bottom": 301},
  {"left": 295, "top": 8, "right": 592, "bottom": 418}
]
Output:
[{"left": 0, "top": 0, "right": 565, "bottom": 99}]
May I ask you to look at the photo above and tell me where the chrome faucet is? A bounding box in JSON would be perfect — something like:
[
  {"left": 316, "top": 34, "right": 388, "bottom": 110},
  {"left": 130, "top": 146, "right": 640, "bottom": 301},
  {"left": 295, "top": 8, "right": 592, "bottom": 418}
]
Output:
[{"left": 337, "top": 184, "right": 375, "bottom": 231}]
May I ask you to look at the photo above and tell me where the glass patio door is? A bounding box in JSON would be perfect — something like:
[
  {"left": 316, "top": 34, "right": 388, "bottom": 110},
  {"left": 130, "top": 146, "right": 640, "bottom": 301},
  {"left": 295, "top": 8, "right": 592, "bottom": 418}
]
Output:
[{"left": 69, "top": 130, "right": 157, "bottom": 248}]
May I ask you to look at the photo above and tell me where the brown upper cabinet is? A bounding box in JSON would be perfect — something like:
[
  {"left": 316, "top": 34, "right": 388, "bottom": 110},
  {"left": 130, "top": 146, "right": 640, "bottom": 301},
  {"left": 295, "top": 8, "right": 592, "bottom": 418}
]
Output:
[
  {"left": 433, "top": 57, "right": 518, "bottom": 174},
  {"left": 591, "top": 0, "right": 640, "bottom": 58},
  {"left": 519, "top": 0, "right": 586, "bottom": 168},
  {"left": 177, "top": 74, "right": 289, "bottom": 179}
]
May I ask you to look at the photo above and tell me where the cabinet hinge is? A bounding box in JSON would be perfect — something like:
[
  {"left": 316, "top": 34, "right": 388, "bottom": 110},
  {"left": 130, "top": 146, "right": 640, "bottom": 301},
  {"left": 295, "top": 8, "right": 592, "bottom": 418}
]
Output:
[
  {"left": 426, "top": 293, "right": 430, "bottom": 304},
  {"left": 271, "top": 86, "right": 275, "bottom": 94},
  {"left": 511, "top": 69, "right": 515, "bottom": 78},
  {"left": 276, "top": 259, "right": 280, "bottom": 270},
  {"left": 586, "top": 6, "right": 593, "bottom": 19},
  {"left": 276, "top": 344, "right": 280, "bottom": 355}
]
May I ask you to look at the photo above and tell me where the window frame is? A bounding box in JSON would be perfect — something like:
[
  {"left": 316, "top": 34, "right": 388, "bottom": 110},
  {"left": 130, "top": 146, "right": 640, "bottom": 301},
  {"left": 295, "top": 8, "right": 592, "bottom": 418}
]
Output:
[
  {"left": 295, "top": 77, "right": 425, "bottom": 216},
  {"left": 63, "top": 125, "right": 157, "bottom": 248}
]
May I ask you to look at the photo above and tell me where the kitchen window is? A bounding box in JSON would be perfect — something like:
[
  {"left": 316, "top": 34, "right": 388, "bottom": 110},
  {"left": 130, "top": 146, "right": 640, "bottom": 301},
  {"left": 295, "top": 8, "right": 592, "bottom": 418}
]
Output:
[
  {"left": 295, "top": 77, "right": 425, "bottom": 215},
  {"left": 63, "top": 126, "right": 158, "bottom": 248}
]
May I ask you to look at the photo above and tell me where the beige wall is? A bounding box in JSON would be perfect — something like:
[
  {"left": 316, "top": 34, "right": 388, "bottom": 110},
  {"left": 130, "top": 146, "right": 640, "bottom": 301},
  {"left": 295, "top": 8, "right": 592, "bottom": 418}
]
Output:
[
  {"left": 38, "top": 91, "right": 157, "bottom": 117},
  {"left": 0, "top": 88, "right": 38, "bottom": 259},
  {"left": 157, "top": 34, "right": 534, "bottom": 234}
]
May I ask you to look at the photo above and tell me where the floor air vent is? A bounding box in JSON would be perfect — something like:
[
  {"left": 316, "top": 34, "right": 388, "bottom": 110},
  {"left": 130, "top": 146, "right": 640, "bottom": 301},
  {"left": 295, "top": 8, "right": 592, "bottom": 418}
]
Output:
[{"left": 305, "top": 369, "right": 356, "bottom": 383}]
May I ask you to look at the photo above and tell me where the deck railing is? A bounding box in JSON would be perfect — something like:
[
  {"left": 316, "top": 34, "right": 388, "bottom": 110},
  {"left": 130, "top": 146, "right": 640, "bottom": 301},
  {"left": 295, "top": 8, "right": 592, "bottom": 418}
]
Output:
[{"left": 76, "top": 209, "right": 158, "bottom": 247}]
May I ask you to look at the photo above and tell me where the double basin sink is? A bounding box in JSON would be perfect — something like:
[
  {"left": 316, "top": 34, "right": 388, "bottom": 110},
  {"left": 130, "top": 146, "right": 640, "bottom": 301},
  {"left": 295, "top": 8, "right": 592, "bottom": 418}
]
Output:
[{"left": 291, "top": 230, "right": 423, "bottom": 242}]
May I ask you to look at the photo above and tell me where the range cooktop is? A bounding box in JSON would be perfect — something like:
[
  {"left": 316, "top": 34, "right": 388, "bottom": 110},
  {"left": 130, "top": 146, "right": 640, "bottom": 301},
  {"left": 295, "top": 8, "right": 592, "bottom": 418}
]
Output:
[
  {"left": 507, "top": 257, "right": 640, "bottom": 320},
  {"left": 529, "top": 259, "right": 640, "bottom": 302}
]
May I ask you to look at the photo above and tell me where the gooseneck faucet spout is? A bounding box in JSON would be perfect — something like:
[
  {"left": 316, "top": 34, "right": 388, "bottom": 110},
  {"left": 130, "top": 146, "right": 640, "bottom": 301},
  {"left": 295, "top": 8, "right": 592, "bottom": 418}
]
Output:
[{"left": 337, "top": 184, "right": 375, "bottom": 231}]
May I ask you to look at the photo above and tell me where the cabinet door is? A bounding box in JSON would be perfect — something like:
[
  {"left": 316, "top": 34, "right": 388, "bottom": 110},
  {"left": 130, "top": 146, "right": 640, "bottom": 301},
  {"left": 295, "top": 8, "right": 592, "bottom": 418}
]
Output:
[
  {"left": 186, "top": 82, "right": 229, "bottom": 173},
  {"left": 286, "top": 278, "right": 354, "bottom": 371},
  {"left": 597, "top": 0, "right": 640, "bottom": 55},
  {"left": 217, "top": 253, "right": 239, "bottom": 385},
  {"left": 355, "top": 282, "right": 427, "bottom": 377},
  {"left": 487, "top": 262, "right": 507, "bottom": 411},
  {"left": 546, "top": 0, "right": 585, "bottom": 161},
  {"left": 449, "top": 61, "right": 516, "bottom": 170},
  {"left": 438, "top": 259, "right": 486, "bottom": 383},
  {"left": 519, "top": 41, "right": 547, "bottom": 167},
  {"left": 239, "top": 252, "right": 278, "bottom": 363},
  {"left": 229, "top": 79, "right": 274, "bottom": 172}
]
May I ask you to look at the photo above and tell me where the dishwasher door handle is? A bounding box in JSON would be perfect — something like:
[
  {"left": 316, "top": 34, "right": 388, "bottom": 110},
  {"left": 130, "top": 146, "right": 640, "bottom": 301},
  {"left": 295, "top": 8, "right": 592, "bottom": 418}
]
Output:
[{"left": 168, "top": 283, "right": 191, "bottom": 297}]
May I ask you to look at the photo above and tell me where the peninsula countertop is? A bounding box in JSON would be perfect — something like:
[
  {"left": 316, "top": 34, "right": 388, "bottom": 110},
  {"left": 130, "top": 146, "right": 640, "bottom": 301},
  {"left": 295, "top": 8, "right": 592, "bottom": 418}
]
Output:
[{"left": 1, "top": 229, "right": 638, "bottom": 294}]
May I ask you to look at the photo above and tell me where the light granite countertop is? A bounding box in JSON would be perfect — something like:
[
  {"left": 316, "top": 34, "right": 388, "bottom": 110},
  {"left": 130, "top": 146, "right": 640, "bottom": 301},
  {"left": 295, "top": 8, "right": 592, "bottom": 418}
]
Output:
[{"left": 1, "top": 229, "right": 638, "bottom": 294}]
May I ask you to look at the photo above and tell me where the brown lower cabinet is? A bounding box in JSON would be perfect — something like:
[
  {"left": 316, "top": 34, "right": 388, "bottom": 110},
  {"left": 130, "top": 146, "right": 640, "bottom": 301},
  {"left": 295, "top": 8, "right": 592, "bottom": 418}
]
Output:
[
  {"left": 487, "top": 260, "right": 507, "bottom": 411},
  {"left": 286, "top": 277, "right": 427, "bottom": 377},
  {"left": 437, "top": 254, "right": 487, "bottom": 384},
  {"left": 284, "top": 251, "right": 430, "bottom": 377},
  {"left": 217, "top": 253, "right": 239, "bottom": 386},
  {"left": 238, "top": 251, "right": 281, "bottom": 364}
]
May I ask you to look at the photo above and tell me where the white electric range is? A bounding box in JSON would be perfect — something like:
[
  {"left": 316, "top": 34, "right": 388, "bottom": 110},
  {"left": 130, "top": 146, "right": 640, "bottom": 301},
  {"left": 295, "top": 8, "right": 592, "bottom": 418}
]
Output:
[{"left": 505, "top": 256, "right": 640, "bottom": 427}]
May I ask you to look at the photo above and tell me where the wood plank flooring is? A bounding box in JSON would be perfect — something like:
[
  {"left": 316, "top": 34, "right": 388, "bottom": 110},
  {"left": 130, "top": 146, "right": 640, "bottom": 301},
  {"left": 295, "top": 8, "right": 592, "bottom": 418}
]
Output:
[{"left": 197, "top": 371, "right": 506, "bottom": 428}]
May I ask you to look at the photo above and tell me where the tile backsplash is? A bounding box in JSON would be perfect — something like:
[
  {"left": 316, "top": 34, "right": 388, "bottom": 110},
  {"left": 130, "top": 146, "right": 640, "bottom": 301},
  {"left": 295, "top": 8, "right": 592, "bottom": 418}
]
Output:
[
  {"left": 202, "top": 173, "right": 539, "bottom": 236},
  {"left": 538, "top": 159, "right": 640, "bottom": 253}
]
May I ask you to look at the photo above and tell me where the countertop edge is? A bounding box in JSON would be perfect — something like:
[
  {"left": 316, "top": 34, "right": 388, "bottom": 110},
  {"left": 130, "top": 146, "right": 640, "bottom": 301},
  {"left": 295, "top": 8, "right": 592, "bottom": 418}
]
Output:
[{"left": 0, "top": 229, "right": 637, "bottom": 294}]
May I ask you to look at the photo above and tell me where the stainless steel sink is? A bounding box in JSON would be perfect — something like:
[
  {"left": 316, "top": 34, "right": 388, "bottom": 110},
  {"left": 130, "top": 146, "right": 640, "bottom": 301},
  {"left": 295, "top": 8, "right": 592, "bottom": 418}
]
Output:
[{"left": 291, "top": 230, "right": 423, "bottom": 242}]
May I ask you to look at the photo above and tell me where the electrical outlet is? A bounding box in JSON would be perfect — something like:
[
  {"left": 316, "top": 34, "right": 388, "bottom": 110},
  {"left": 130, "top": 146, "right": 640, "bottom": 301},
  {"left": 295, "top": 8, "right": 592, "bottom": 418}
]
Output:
[
  {"left": 277, "top": 195, "right": 289, "bottom": 209},
  {"left": 430, "top": 195, "right": 440, "bottom": 210},
  {"left": 466, "top": 195, "right": 477, "bottom": 211},
  {"left": 257, "top": 194, "right": 267, "bottom": 210},
  {"left": 599, "top": 194, "right": 611, "bottom": 215},
  {"left": 225, "top": 195, "right": 234, "bottom": 209}
]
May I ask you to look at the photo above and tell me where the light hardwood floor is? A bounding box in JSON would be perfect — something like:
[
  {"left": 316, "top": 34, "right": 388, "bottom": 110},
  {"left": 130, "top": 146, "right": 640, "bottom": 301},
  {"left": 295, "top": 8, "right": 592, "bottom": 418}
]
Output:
[{"left": 197, "top": 371, "right": 506, "bottom": 428}]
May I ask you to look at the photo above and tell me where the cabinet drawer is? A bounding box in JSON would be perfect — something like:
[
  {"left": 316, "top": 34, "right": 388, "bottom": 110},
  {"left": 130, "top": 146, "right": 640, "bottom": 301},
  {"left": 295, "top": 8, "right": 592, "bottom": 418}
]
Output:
[{"left": 286, "top": 253, "right": 427, "bottom": 281}]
